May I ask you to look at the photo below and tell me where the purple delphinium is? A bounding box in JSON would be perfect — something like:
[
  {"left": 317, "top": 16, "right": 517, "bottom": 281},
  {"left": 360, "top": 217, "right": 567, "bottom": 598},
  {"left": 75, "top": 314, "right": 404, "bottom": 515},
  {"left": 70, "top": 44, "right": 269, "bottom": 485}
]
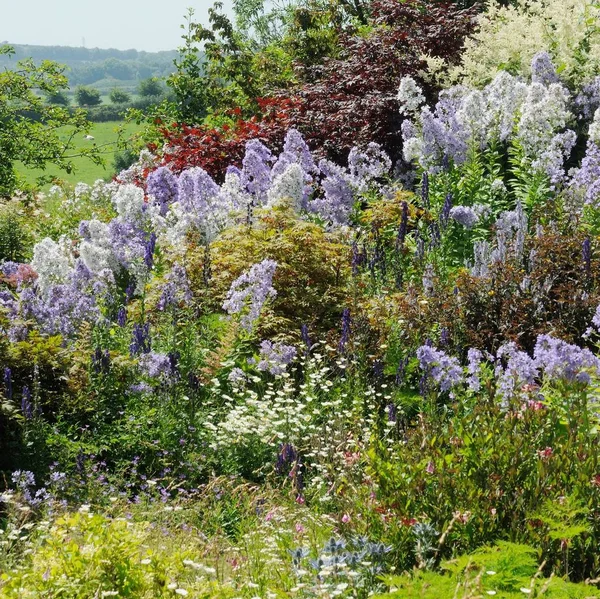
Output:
[
  {"left": 416, "top": 345, "right": 463, "bottom": 392},
  {"left": 449, "top": 206, "right": 479, "bottom": 229},
  {"left": 310, "top": 159, "right": 355, "bottom": 225},
  {"left": 534, "top": 334, "right": 600, "bottom": 384},
  {"left": 338, "top": 308, "right": 351, "bottom": 353},
  {"left": 139, "top": 352, "right": 174, "bottom": 380},
  {"left": 117, "top": 306, "right": 127, "bottom": 327},
  {"left": 157, "top": 263, "right": 192, "bottom": 311},
  {"left": 144, "top": 233, "right": 157, "bottom": 270},
  {"left": 531, "top": 52, "right": 560, "bottom": 86},
  {"left": 146, "top": 166, "right": 179, "bottom": 215},
  {"left": 130, "top": 322, "right": 151, "bottom": 356},
  {"left": 276, "top": 443, "right": 298, "bottom": 474},
  {"left": 495, "top": 342, "right": 539, "bottom": 404},
  {"left": 222, "top": 259, "right": 277, "bottom": 331},
  {"left": 257, "top": 340, "right": 297, "bottom": 376},
  {"left": 301, "top": 323, "right": 311, "bottom": 356},
  {"left": 3, "top": 367, "right": 12, "bottom": 400},
  {"left": 568, "top": 142, "right": 600, "bottom": 207},
  {"left": 466, "top": 348, "right": 483, "bottom": 392},
  {"left": 440, "top": 193, "right": 453, "bottom": 229},
  {"left": 242, "top": 139, "right": 274, "bottom": 205},
  {"left": 92, "top": 348, "right": 111, "bottom": 374},
  {"left": 21, "top": 386, "right": 33, "bottom": 419},
  {"left": 396, "top": 357, "right": 408, "bottom": 386}
]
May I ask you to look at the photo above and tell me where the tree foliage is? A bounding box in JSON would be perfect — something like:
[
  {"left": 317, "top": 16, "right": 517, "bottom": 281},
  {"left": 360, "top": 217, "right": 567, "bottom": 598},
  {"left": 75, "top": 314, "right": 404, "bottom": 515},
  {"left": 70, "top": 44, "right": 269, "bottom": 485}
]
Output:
[
  {"left": 0, "top": 46, "right": 101, "bottom": 197},
  {"left": 74, "top": 85, "right": 102, "bottom": 107},
  {"left": 137, "top": 77, "right": 164, "bottom": 98},
  {"left": 109, "top": 88, "right": 131, "bottom": 104}
]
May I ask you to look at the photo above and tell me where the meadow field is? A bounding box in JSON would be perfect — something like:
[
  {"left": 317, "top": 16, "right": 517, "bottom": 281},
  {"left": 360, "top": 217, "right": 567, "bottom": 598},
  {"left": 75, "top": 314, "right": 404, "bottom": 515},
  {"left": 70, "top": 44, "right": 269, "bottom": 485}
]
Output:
[{"left": 17, "top": 120, "right": 143, "bottom": 188}]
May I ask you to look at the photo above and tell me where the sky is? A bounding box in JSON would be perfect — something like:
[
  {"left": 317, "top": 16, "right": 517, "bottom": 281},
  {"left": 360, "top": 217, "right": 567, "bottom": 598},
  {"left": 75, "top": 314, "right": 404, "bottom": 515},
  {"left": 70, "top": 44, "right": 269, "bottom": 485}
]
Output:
[{"left": 1, "top": 0, "right": 234, "bottom": 52}]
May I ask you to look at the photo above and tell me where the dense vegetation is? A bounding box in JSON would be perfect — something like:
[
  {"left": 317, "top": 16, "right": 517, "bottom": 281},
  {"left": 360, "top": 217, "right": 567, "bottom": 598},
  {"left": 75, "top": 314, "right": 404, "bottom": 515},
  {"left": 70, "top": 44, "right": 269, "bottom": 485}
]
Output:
[{"left": 3, "top": 0, "right": 600, "bottom": 597}]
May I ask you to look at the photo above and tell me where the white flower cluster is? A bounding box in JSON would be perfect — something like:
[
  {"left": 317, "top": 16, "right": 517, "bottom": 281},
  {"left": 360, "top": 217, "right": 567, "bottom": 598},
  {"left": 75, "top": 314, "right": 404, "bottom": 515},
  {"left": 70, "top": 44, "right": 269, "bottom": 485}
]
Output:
[
  {"left": 589, "top": 108, "right": 600, "bottom": 146},
  {"left": 397, "top": 76, "right": 426, "bottom": 116},
  {"left": 267, "top": 163, "right": 305, "bottom": 211},
  {"left": 517, "top": 83, "right": 571, "bottom": 160},
  {"left": 450, "top": 0, "right": 600, "bottom": 88},
  {"left": 112, "top": 184, "right": 146, "bottom": 223},
  {"left": 79, "top": 220, "right": 115, "bottom": 274},
  {"left": 31, "top": 237, "right": 73, "bottom": 293}
]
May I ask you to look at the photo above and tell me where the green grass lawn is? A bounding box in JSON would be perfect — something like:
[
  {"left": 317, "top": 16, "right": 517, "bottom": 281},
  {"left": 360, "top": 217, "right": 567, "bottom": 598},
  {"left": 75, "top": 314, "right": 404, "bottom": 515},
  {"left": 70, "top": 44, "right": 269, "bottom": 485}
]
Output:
[{"left": 17, "top": 120, "right": 144, "bottom": 190}]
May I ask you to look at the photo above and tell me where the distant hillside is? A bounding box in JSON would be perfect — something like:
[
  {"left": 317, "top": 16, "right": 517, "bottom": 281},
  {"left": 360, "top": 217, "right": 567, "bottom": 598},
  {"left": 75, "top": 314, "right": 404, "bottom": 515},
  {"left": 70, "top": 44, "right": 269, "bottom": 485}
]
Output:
[{"left": 0, "top": 43, "right": 179, "bottom": 92}]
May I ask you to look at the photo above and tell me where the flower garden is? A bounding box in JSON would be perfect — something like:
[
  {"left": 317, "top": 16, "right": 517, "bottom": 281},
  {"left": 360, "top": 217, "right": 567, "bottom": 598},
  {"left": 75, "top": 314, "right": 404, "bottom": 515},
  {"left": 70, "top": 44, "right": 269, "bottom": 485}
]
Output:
[{"left": 2, "top": 0, "right": 600, "bottom": 596}]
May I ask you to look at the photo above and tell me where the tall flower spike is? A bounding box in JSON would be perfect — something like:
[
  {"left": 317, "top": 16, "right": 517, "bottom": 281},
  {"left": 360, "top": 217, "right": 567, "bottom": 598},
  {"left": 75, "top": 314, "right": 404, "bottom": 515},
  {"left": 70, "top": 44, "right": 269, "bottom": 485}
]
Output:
[{"left": 222, "top": 259, "right": 278, "bottom": 331}]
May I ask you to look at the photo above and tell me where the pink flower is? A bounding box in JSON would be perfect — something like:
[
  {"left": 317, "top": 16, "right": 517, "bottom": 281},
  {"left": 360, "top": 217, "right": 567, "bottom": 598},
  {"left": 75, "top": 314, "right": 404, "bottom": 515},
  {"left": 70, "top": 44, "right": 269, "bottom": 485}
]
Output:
[
  {"left": 341, "top": 513, "right": 351, "bottom": 524},
  {"left": 295, "top": 523, "right": 305, "bottom": 534},
  {"left": 295, "top": 494, "right": 305, "bottom": 505},
  {"left": 426, "top": 461, "right": 435, "bottom": 474},
  {"left": 265, "top": 511, "right": 274, "bottom": 522},
  {"left": 537, "top": 447, "right": 553, "bottom": 460}
]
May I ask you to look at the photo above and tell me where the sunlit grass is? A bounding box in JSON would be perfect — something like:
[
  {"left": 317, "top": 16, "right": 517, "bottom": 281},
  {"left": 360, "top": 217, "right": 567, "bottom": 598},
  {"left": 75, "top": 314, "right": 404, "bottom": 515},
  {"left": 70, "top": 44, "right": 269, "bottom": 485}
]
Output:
[{"left": 17, "top": 120, "right": 144, "bottom": 190}]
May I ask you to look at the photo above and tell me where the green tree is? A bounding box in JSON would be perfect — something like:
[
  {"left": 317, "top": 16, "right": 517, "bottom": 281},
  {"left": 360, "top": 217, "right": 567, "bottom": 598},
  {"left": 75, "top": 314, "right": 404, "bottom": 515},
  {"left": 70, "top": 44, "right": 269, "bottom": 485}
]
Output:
[
  {"left": 109, "top": 88, "right": 131, "bottom": 104},
  {"left": 137, "top": 77, "right": 164, "bottom": 98},
  {"left": 75, "top": 85, "right": 102, "bottom": 107},
  {"left": 0, "top": 45, "right": 102, "bottom": 197},
  {"left": 45, "top": 89, "right": 70, "bottom": 106},
  {"left": 166, "top": 8, "right": 209, "bottom": 124}
]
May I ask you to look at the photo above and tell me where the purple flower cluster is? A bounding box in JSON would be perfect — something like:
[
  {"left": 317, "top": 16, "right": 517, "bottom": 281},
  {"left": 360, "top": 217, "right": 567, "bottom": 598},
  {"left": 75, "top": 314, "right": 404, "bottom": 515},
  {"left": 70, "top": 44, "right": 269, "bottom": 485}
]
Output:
[
  {"left": 449, "top": 206, "right": 479, "bottom": 229},
  {"left": 242, "top": 139, "right": 274, "bottom": 204},
  {"left": 466, "top": 348, "right": 483, "bottom": 392},
  {"left": 256, "top": 340, "right": 297, "bottom": 376},
  {"left": 130, "top": 322, "right": 151, "bottom": 356},
  {"left": 495, "top": 342, "right": 539, "bottom": 403},
  {"left": 146, "top": 166, "right": 179, "bottom": 215},
  {"left": 11, "top": 470, "right": 50, "bottom": 508},
  {"left": 222, "top": 259, "right": 278, "bottom": 331},
  {"left": 531, "top": 52, "right": 560, "bottom": 86},
  {"left": 574, "top": 76, "right": 600, "bottom": 121},
  {"left": 534, "top": 334, "right": 600, "bottom": 384},
  {"left": 416, "top": 345, "right": 463, "bottom": 392},
  {"left": 310, "top": 159, "right": 356, "bottom": 225},
  {"left": 157, "top": 263, "right": 193, "bottom": 311},
  {"left": 348, "top": 142, "right": 392, "bottom": 183},
  {"left": 18, "top": 260, "right": 103, "bottom": 338},
  {"left": 139, "top": 351, "right": 175, "bottom": 380},
  {"left": 568, "top": 142, "right": 600, "bottom": 207}
]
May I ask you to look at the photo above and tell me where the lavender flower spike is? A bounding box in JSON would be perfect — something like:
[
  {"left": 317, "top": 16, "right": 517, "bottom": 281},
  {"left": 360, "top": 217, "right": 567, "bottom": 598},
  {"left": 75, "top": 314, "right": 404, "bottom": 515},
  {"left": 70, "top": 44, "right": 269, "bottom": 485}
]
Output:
[{"left": 222, "top": 259, "right": 277, "bottom": 331}]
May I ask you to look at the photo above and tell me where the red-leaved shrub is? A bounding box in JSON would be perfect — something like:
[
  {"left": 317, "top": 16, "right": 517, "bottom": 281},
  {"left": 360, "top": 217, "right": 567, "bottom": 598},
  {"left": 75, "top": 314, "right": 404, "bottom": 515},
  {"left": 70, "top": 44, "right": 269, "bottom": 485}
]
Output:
[{"left": 156, "top": 0, "right": 477, "bottom": 178}]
